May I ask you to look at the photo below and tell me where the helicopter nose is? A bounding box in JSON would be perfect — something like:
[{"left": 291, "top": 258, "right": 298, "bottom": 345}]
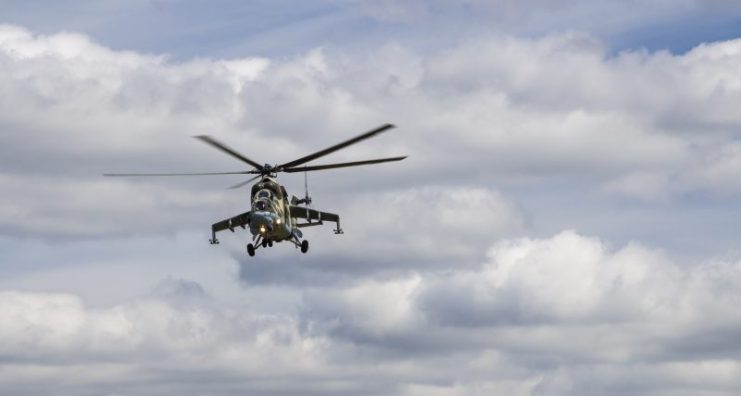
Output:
[
  {"left": 258, "top": 224, "right": 273, "bottom": 234},
  {"left": 254, "top": 214, "right": 274, "bottom": 233}
]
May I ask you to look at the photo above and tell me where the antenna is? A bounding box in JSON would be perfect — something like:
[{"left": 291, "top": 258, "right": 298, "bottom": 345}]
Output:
[
  {"left": 304, "top": 171, "right": 312, "bottom": 206},
  {"left": 291, "top": 171, "right": 313, "bottom": 206}
]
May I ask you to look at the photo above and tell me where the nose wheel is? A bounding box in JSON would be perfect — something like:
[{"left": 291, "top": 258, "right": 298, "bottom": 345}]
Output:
[
  {"left": 246, "top": 235, "right": 309, "bottom": 256},
  {"left": 246, "top": 236, "right": 276, "bottom": 257}
]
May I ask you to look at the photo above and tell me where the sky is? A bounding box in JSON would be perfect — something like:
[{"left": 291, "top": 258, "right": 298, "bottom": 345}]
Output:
[{"left": 3, "top": 1, "right": 741, "bottom": 395}]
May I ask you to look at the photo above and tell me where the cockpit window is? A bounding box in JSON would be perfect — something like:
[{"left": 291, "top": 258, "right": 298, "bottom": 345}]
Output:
[
  {"left": 256, "top": 190, "right": 272, "bottom": 199},
  {"left": 254, "top": 200, "right": 270, "bottom": 211}
]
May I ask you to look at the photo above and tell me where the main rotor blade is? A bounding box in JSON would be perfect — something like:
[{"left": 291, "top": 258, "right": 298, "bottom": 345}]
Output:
[
  {"left": 194, "top": 135, "right": 264, "bottom": 171},
  {"left": 227, "top": 174, "right": 262, "bottom": 189},
  {"left": 282, "top": 156, "right": 407, "bottom": 173},
  {"left": 104, "top": 171, "right": 251, "bottom": 177},
  {"left": 277, "top": 124, "right": 395, "bottom": 170}
]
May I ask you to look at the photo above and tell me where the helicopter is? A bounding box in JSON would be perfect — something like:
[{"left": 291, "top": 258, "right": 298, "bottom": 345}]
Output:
[{"left": 104, "top": 124, "right": 406, "bottom": 256}]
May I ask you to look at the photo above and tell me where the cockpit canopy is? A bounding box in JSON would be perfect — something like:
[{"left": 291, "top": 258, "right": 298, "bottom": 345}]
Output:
[
  {"left": 251, "top": 178, "right": 284, "bottom": 200},
  {"left": 255, "top": 189, "right": 272, "bottom": 200},
  {"left": 253, "top": 188, "right": 278, "bottom": 212},
  {"left": 253, "top": 189, "right": 274, "bottom": 212},
  {"left": 253, "top": 199, "right": 271, "bottom": 212}
]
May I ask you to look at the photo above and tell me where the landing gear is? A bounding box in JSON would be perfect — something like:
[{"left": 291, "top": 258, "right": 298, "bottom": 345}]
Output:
[
  {"left": 246, "top": 235, "right": 276, "bottom": 257},
  {"left": 289, "top": 230, "right": 309, "bottom": 254}
]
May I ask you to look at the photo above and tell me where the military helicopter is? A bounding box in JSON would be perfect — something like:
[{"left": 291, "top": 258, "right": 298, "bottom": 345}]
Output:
[{"left": 104, "top": 124, "right": 406, "bottom": 256}]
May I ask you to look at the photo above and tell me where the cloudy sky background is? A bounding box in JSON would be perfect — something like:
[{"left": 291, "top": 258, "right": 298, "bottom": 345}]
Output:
[{"left": 3, "top": 1, "right": 741, "bottom": 394}]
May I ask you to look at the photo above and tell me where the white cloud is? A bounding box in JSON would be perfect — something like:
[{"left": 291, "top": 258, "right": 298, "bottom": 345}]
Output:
[
  {"left": 603, "top": 171, "right": 671, "bottom": 201},
  {"left": 683, "top": 142, "right": 741, "bottom": 195},
  {"left": 420, "top": 230, "right": 683, "bottom": 325},
  {"left": 337, "top": 186, "right": 527, "bottom": 258},
  {"left": 2, "top": 231, "right": 741, "bottom": 395},
  {"left": 233, "top": 185, "right": 525, "bottom": 287},
  {"left": 300, "top": 231, "right": 741, "bottom": 394},
  {"left": 3, "top": 20, "right": 741, "bottom": 396},
  {"left": 0, "top": 174, "right": 227, "bottom": 237},
  {"left": 0, "top": 289, "right": 331, "bottom": 394},
  {"left": 4, "top": 25, "right": 741, "bottom": 244}
]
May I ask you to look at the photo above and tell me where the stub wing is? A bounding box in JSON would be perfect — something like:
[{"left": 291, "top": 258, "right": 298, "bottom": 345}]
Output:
[
  {"left": 210, "top": 211, "right": 251, "bottom": 243},
  {"left": 289, "top": 206, "right": 343, "bottom": 234}
]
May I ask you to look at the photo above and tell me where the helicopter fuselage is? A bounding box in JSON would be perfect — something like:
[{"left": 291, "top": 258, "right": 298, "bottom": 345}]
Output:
[{"left": 248, "top": 176, "right": 295, "bottom": 242}]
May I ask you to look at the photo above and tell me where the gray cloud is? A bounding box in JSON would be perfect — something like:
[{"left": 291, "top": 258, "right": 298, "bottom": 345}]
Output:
[
  {"left": 236, "top": 186, "right": 525, "bottom": 287},
  {"left": 4, "top": 25, "right": 741, "bottom": 243},
  {"left": 0, "top": 30, "right": 737, "bottom": 247},
  {"left": 3, "top": 232, "right": 741, "bottom": 395},
  {"left": 3, "top": 14, "right": 741, "bottom": 396},
  {"left": 299, "top": 231, "right": 741, "bottom": 394}
]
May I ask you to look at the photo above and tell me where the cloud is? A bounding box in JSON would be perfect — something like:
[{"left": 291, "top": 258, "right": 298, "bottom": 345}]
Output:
[
  {"left": 236, "top": 185, "right": 525, "bottom": 287},
  {"left": 299, "top": 231, "right": 741, "bottom": 394},
  {"left": 683, "top": 141, "right": 741, "bottom": 195},
  {"left": 0, "top": 174, "right": 227, "bottom": 238},
  {"left": 6, "top": 232, "right": 740, "bottom": 394},
  {"left": 334, "top": 186, "right": 526, "bottom": 259},
  {"left": 0, "top": 288, "right": 334, "bottom": 395},
  {"left": 4, "top": 24, "right": 741, "bottom": 244},
  {"left": 602, "top": 171, "right": 671, "bottom": 201},
  {"left": 356, "top": 0, "right": 741, "bottom": 44},
  {"left": 3, "top": 21, "right": 741, "bottom": 395},
  {"left": 359, "top": 0, "right": 432, "bottom": 23},
  {"left": 417, "top": 231, "right": 681, "bottom": 327}
]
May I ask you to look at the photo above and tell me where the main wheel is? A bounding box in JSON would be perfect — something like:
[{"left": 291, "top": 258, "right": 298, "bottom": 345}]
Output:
[
  {"left": 247, "top": 243, "right": 255, "bottom": 257},
  {"left": 268, "top": 240, "right": 273, "bottom": 247},
  {"left": 262, "top": 239, "right": 268, "bottom": 248},
  {"left": 300, "top": 240, "right": 309, "bottom": 254}
]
